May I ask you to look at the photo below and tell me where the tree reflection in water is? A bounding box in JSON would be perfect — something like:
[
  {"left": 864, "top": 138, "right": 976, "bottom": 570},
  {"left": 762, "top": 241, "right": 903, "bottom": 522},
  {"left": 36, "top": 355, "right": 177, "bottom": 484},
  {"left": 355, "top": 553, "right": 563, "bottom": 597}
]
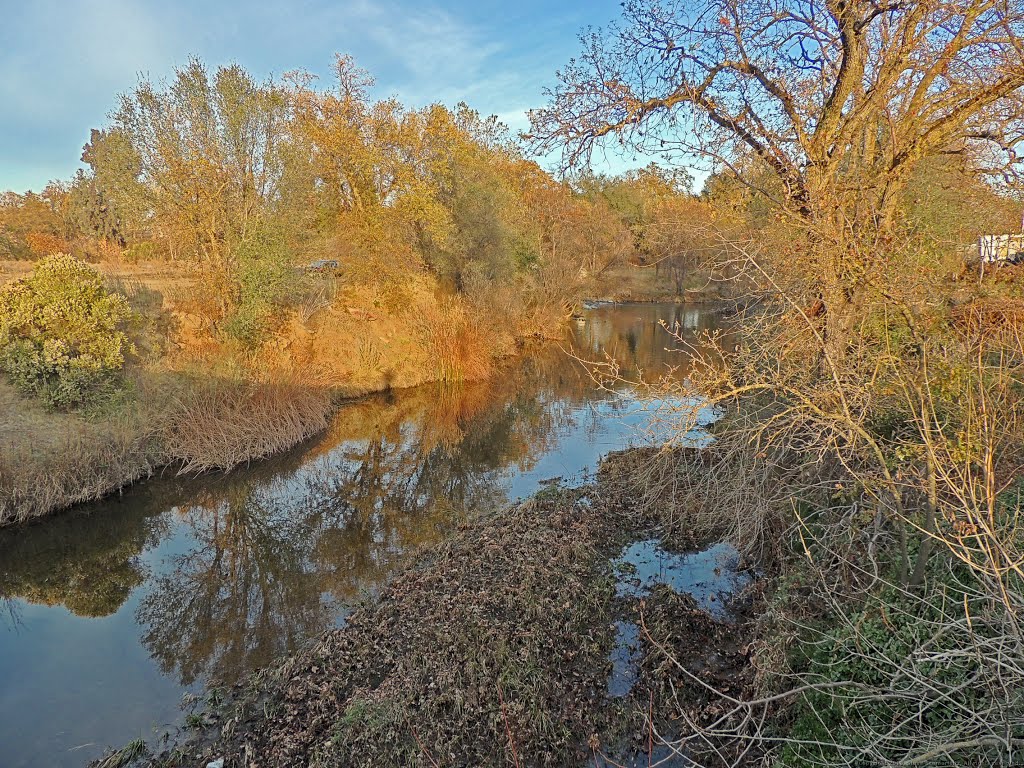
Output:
[
  {"left": 0, "top": 304, "right": 724, "bottom": 694},
  {"left": 134, "top": 346, "right": 598, "bottom": 687},
  {"left": 0, "top": 497, "right": 166, "bottom": 619},
  {"left": 137, "top": 483, "right": 337, "bottom": 685}
]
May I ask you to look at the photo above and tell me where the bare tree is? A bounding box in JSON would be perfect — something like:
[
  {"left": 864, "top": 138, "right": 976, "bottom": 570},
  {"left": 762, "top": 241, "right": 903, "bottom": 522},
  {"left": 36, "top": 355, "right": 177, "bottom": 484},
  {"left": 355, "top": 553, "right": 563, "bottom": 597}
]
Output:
[{"left": 529, "top": 1, "right": 1024, "bottom": 334}]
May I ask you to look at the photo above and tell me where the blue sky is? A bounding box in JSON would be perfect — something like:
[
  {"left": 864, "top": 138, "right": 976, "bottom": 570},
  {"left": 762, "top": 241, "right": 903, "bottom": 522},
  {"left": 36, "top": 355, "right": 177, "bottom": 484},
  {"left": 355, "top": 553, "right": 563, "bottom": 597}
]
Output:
[{"left": 0, "top": 0, "right": 651, "bottom": 193}]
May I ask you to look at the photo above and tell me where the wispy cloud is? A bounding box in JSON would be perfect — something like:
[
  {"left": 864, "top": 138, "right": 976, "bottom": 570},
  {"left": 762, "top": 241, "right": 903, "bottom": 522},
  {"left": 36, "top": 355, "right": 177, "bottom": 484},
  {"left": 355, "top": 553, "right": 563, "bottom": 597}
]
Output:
[
  {"left": 292, "top": 0, "right": 512, "bottom": 107},
  {"left": 349, "top": 0, "right": 503, "bottom": 84},
  {"left": 0, "top": 0, "right": 635, "bottom": 191},
  {"left": 311, "top": 1, "right": 564, "bottom": 140}
]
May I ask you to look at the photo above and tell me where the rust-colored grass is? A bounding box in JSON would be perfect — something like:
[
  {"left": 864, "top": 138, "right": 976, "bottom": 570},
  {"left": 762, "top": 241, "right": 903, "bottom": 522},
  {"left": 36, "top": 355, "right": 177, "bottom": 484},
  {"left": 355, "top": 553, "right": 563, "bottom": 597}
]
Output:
[
  {"left": 950, "top": 297, "right": 1024, "bottom": 336},
  {"left": 421, "top": 297, "right": 494, "bottom": 383}
]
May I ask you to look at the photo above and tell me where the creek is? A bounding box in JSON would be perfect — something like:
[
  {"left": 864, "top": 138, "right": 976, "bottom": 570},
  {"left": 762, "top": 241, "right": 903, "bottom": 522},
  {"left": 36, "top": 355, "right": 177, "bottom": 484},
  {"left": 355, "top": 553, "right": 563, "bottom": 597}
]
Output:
[{"left": 0, "top": 302, "right": 722, "bottom": 767}]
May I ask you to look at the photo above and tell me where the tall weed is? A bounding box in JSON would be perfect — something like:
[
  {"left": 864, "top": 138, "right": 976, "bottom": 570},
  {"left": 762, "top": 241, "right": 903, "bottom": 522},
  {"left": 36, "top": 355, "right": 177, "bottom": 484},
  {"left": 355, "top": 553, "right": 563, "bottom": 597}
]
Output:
[{"left": 419, "top": 297, "right": 493, "bottom": 383}]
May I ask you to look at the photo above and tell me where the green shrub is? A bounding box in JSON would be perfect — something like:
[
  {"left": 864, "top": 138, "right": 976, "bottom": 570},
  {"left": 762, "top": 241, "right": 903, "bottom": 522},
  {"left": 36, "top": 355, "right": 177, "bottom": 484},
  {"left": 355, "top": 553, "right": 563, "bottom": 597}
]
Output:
[
  {"left": 779, "top": 569, "right": 1019, "bottom": 768},
  {"left": 223, "top": 225, "right": 302, "bottom": 347},
  {"left": 121, "top": 240, "right": 160, "bottom": 264},
  {"left": 0, "top": 254, "right": 133, "bottom": 408}
]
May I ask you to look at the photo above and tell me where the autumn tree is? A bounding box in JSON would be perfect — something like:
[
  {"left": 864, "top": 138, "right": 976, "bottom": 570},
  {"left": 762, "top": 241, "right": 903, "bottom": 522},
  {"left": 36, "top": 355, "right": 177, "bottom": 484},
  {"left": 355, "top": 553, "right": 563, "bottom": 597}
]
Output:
[
  {"left": 529, "top": 0, "right": 1024, "bottom": 337},
  {"left": 78, "top": 60, "right": 296, "bottom": 325},
  {"left": 512, "top": 163, "right": 633, "bottom": 322},
  {"left": 286, "top": 56, "right": 454, "bottom": 282},
  {"left": 577, "top": 163, "right": 692, "bottom": 254},
  {"left": 103, "top": 59, "right": 290, "bottom": 267},
  {"left": 644, "top": 195, "right": 717, "bottom": 294},
  {"left": 0, "top": 188, "right": 72, "bottom": 258},
  {"left": 285, "top": 60, "right": 628, "bottom": 325},
  {"left": 415, "top": 103, "right": 524, "bottom": 293},
  {"left": 71, "top": 128, "right": 149, "bottom": 247},
  {"left": 39, "top": 53, "right": 640, "bottom": 341}
]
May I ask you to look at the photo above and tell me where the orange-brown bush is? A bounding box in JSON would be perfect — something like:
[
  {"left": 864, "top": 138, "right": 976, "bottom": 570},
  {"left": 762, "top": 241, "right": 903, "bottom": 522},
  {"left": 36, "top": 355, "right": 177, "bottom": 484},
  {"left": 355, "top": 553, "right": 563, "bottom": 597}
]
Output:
[{"left": 24, "top": 232, "right": 70, "bottom": 258}]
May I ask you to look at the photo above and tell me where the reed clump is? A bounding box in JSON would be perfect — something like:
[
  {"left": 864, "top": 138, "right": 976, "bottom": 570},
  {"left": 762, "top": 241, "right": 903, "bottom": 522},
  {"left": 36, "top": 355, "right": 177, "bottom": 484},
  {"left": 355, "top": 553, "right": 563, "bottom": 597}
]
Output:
[
  {"left": 157, "top": 371, "right": 332, "bottom": 475},
  {"left": 420, "top": 297, "right": 494, "bottom": 384}
]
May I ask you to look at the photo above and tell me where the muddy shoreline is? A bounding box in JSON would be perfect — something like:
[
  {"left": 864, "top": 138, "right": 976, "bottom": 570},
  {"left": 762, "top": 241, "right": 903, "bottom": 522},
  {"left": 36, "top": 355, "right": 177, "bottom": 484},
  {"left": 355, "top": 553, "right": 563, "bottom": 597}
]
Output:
[{"left": 104, "top": 448, "right": 762, "bottom": 768}]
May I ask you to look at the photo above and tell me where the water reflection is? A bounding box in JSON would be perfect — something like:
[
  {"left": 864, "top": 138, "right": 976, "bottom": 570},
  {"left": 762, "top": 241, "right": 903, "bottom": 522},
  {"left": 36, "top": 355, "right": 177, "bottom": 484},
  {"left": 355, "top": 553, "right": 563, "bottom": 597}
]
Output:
[
  {"left": 0, "top": 506, "right": 158, "bottom": 619},
  {"left": 138, "top": 490, "right": 336, "bottom": 687},
  {"left": 135, "top": 356, "right": 611, "bottom": 688},
  {"left": 0, "top": 302, "right": 721, "bottom": 767},
  {"left": 576, "top": 303, "right": 718, "bottom": 377}
]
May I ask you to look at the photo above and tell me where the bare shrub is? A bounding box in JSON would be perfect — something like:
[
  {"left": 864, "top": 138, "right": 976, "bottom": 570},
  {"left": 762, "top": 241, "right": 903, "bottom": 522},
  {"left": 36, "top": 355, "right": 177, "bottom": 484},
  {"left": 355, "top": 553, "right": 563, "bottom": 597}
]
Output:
[
  {"left": 606, "top": 232, "right": 1024, "bottom": 766},
  {"left": 530, "top": 0, "right": 1024, "bottom": 760},
  {"left": 631, "top": 542, "right": 1024, "bottom": 768}
]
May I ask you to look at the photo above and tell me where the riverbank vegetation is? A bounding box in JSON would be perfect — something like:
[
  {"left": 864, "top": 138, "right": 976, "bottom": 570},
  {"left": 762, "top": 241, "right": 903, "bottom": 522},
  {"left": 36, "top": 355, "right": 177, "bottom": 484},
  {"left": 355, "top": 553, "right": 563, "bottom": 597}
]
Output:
[
  {"left": 0, "top": 54, "right": 720, "bottom": 526},
  {"left": 108, "top": 1, "right": 1024, "bottom": 765},
  {"left": 528, "top": 1, "right": 1024, "bottom": 765},
  {"left": 9, "top": 1, "right": 1024, "bottom": 766}
]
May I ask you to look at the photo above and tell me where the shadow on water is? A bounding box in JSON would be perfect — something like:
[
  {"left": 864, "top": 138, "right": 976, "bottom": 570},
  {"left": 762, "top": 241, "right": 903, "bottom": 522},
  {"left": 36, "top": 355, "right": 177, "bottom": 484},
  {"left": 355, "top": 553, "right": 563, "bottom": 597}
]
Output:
[{"left": 0, "top": 303, "right": 724, "bottom": 767}]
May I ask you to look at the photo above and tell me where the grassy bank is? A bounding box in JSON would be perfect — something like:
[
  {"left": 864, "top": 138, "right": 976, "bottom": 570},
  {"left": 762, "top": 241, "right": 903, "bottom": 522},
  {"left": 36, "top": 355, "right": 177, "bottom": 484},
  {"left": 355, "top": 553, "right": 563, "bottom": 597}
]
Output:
[
  {"left": 0, "top": 374, "right": 334, "bottom": 527},
  {"left": 0, "top": 249, "right": 695, "bottom": 528},
  {"left": 96, "top": 448, "right": 762, "bottom": 768},
  {"left": 0, "top": 261, "right": 511, "bottom": 527},
  {"left": 0, "top": 383, "right": 158, "bottom": 522}
]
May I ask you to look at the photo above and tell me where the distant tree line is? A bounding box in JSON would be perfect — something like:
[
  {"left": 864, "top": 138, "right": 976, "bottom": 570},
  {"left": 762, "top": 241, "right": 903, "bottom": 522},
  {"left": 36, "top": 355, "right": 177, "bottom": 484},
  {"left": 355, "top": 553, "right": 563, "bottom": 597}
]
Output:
[{"left": 0, "top": 55, "right": 726, "bottom": 343}]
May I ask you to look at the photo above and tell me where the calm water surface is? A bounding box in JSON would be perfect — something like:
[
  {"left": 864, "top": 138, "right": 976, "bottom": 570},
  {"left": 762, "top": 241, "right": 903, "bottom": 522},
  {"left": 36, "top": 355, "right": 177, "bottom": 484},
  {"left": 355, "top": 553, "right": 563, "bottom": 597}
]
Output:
[{"left": 0, "top": 303, "right": 720, "bottom": 767}]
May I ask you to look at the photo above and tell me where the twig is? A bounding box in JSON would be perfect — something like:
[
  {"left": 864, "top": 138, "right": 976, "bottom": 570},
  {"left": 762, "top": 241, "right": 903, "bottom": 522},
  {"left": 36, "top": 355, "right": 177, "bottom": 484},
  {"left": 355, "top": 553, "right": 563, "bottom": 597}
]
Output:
[{"left": 497, "top": 684, "right": 521, "bottom": 768}]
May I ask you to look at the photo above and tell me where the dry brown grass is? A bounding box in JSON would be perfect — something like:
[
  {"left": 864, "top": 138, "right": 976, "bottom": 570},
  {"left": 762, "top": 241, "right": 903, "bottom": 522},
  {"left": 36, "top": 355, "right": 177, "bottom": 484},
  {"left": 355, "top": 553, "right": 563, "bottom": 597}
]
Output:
[
  {"left": 0, "top": 366, "right": 334, "bottom": 524},
  {"left": 950, "top": 296, "right": 1024, "bottom": 336},
  {"left": 420, "top": 297, "right": 494, "bottom": 383},
  {"left": 156, "top": 372, "right": 332, "bottom": 475},
  {"left": 0, "top": 259, "right": 33, "bottom": 285},
  {"left": 597, "top": 436, "right": 790, "bottom": 566},
  {"left": 2, "top": 256, "right": 198, "bottom": 297},
  {"left": 0, "top": 383, "right": 156, "bottom": 526}
]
